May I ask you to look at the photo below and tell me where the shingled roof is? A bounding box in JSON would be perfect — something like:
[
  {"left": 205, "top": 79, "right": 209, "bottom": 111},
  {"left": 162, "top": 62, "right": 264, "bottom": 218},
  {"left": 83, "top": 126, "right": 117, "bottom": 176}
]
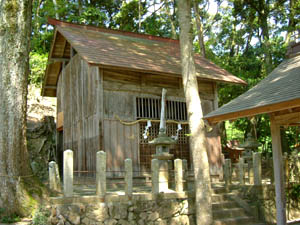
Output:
[
  {"left": 42, "top": 18, "right": 246, "bottom": 97},
  {"left": 205, "top": 54, "right": 300, "bottom": 124}
]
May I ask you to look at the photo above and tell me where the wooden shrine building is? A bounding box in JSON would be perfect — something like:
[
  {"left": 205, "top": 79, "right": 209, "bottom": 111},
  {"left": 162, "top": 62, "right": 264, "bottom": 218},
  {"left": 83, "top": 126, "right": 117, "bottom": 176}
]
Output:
[
  {"left": 42, "top": 18, "right": 246, "bottom": 176},
  {"left": 205, "top": 41, "right": 300, "bottom": 224}
]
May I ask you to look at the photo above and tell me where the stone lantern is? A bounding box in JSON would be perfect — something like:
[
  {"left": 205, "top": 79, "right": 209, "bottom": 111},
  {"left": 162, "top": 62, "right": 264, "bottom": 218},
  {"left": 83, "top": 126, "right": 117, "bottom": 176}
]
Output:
[
  {"left": 150, "top": 88, "right": 175, "bottom": 192},
  {"left": 239, "top": 133, "right": 261, "bottom": 157}
]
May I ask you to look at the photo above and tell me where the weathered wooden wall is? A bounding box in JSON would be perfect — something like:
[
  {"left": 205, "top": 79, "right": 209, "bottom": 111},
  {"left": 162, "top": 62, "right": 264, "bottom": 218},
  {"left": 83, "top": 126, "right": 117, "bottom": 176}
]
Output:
[
  {"left": 57, "top": 56, "right": 222, "bottom": 175},
  {"left": 57, "top": 54, "right": 102, "bottom": 173}
]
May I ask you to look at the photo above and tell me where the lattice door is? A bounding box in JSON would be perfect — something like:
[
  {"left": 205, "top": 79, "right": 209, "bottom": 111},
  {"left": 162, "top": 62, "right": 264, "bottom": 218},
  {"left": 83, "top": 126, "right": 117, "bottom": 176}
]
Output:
[{"left": 139, "top": 122, "right": 190, "bottom": 170}]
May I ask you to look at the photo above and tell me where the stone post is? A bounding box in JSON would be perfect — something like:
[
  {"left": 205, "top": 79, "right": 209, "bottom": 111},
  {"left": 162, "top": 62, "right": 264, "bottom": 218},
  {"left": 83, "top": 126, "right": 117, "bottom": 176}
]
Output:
[
  {"left": 182, "top": 159, "right": 188, "bottom": 190},
  {"left": 253, "top": 152, "right": 262, "bottom": 185},
  {"left": 219, "top": 154, "right": 225, "bottom": 181},
  {"left": 63, "top": 150, "right": 73, "bottom": 197},
  {"left": 168, "top": 160, "right": 173, "bottom": 189},
  {"left": 152, "top": 159, "right": 159, "bottom": 195},
  {"left": 224, "top": 159, "right": 231, "bottom": 189},
  {"left": 125, "top": 158, "right": 133, "bottom": 197},
  {"left": 238, "top": 157, "right": 245, "bottom": 185},
  {"left": 96, "top": 151, "right": 106, "bottom": 197},
  {"left": 174, "top": 159, "right": 183, "bottom": 192},
  {"left": 49, "top": 161, "right": 56, "bottom": 190},
  {"left": 49, "top": 161, "right": 61, "bottom": 192}
]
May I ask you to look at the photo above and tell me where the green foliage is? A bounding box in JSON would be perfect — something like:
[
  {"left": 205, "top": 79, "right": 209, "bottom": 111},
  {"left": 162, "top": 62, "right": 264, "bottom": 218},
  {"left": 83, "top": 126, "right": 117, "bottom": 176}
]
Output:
[
  {"left": 32, "top": 207, "right": 50, "bottom": 225},
  {"left": 0, "top": 208, "right": 21, "bottom": 223},
  {"left": 287, "top": 184, "right": 300, "bottom": 202},
  {"left": 29, "top": 52, "right": 48, "bottom": 87}
]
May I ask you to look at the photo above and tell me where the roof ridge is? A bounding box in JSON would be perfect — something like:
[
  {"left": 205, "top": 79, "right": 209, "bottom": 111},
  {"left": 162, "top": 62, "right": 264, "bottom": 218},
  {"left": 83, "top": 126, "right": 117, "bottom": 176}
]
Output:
[{"left": 48, "top": 18, "right": 179, "bottom": 44}]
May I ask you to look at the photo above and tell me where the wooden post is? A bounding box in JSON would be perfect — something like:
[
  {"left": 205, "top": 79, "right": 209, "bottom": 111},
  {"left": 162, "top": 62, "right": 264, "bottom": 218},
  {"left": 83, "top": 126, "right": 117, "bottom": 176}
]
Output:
[
  {"left": 96, "top": 151, "right": 106, "bottom": 198},
  {"left": 238, "top": 157, "right": 245, "bottom": 185},
  {"left": 125, "top": 158, "right": 133, "bottom": 197},
  {"left": 152, "top": 159, "right": 159, "bottom": 195},
  {"left": 253, "top": 152, "right": 262, "bottom": 185},
  {"left": 175, "top": 159, "right": 184, "bottom": 192},
  {"left": 63, "top": 150, "right": 73, "bottom": 197},
  {"left": 270, "top": 116, "right": 286, "bottom": 225}
]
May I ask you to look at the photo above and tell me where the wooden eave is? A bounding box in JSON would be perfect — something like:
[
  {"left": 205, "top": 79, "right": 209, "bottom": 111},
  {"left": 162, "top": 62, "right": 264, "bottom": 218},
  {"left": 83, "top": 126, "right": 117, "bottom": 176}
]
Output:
[
  {"left": 42, "top": 29, "right": 71, "bottom": 97},
  {"left": 206, "top": 98, "right": 300, "bottom": 125}
]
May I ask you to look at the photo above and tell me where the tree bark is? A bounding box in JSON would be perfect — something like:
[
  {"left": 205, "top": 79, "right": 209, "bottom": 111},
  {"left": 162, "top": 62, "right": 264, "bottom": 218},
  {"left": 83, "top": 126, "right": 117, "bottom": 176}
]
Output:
[
  {"left": 178, "top": 0, "right": 212, "bottom": 224},
  {"left": 164, "top": 0, "right": 177, "bottom": 39},
  {"left": 0, "top": 0, "right": 33, "bottom": 215}
]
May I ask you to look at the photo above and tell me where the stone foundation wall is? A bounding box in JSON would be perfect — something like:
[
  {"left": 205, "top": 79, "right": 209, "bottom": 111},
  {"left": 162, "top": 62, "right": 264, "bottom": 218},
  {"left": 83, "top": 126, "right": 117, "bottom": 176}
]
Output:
[
  {"left": 238, "top": 185, "right": 300, "bottom": 224},
  {"left": 49, "top": 197, "right": 196, "bottom": 225}
]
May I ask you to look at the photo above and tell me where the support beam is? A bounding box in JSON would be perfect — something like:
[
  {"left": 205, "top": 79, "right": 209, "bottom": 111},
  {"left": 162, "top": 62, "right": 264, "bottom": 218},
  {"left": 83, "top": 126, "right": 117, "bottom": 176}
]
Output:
[
  {"left": 50, "top": 57, "right": 70, "bottom": 62},
  {"left": 270, "top": 115, "right": 286, "bottom": 225},
  {"left": 45, "top": 85, "right": 57, "bottom": 89}
]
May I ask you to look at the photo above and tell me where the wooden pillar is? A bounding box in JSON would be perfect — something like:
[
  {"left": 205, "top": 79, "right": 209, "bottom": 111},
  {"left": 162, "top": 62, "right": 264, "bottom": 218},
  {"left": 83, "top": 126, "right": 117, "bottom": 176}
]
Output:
[{"left": 270, "top": 116, "right": 286, "bottom": 225}]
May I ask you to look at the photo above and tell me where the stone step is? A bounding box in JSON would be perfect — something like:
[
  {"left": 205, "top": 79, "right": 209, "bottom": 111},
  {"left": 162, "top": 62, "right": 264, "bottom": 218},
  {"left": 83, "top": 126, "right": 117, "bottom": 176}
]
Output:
[
  {"left": 213, "top": 208, "right": 248, "bottom": 219},
  {"left": 213, "top": 216, "right": 256, "bottom": 225},
  {"left": 212, "top": 201, "right": 239, "bottom": 210},
  {"left": 211, "top": 187, "right": 227, "bottom": 194},
  {"left": 211, "top": 193, "right": 234, "bottom": 203}
]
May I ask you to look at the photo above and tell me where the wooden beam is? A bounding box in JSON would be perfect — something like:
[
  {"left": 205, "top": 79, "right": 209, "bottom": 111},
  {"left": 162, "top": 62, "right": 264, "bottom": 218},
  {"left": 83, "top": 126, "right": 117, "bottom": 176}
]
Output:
[
  {"left": 270, "top": 115, "right": 287, "bottom": 225},
  {"left": 50, "top": 57, "right": 70, "bottom": 62},
  {"left": 206, "top": 98, "right": 300, "bottom": 124},
  {"left": 274, "top": 111, "right": 300, "bottom": 125},
  {"left": 45, "top": 85, "right": 57, "bottom": 89}
]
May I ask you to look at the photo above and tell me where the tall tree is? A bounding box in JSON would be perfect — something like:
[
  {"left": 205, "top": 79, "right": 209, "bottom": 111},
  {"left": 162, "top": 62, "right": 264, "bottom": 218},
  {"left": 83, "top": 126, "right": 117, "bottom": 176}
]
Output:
[
  {"left": 178, "top": 0, "right": 212, "bottom": 224},
  {"left": 0, "top": 0, "right": 33, "bottom": 215}
]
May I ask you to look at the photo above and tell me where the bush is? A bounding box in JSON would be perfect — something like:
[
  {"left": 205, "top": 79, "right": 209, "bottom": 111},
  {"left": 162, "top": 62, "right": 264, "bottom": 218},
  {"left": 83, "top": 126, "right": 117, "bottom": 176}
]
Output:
[{"left": 32, "top": 207, "right": 50, "bottom": 225}]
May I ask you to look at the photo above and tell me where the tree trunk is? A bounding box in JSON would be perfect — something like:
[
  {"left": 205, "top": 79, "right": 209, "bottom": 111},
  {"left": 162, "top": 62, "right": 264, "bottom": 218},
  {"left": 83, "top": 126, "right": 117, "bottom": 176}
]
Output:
[
  {"left": 178, "top": 0, "right": 213, "bottom": 224},
  {"left": 0, "top": 0, "right": 33, "bottom": 215},
  {"left": 52, "top": 0, "right": 59, "bottom": 19},
  {"left": 164, "top": 0, "right": 177, "bottom": 39},
  {"left": 285, "top": 0, "right": 296, "bottom": 44},
  {"left": 193, "top": 0, "right": 206, "bottom": 57}
]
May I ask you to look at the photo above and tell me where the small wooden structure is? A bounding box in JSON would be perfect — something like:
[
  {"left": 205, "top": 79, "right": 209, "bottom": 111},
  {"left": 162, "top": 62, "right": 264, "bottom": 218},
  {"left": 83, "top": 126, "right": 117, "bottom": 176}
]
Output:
[
  {"left": 205, "top": 41, "right": 300, "bottom": 225},
  {"left": 42, "top": 18, "right": 246, "bottom": 176}
]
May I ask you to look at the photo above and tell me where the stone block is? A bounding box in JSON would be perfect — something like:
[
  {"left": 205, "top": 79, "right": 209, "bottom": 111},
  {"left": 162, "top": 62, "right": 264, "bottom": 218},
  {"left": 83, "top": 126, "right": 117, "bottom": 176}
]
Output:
[
  {"left": 148, "top": 212, "right": 159, "bottom": 221},
  {"left": 104, "top": 219, "right": 118, "bottom": 225},
  {"left": 169, "top": 215, "right": 189, "bottom": 225},
  {"left": 109, "top": 204, "right": 128, "bottom": 219},
  {"left": 68, "top": 212, "right": 80, "bottom": 225}
]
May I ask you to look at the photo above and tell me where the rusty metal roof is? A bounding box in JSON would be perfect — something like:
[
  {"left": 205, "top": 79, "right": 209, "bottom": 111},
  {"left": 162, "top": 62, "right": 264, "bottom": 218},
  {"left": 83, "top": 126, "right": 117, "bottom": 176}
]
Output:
[
  {"left": 42, "top": 19, "right": 246, "bottom": 97},
  {"left": 205, "top": 54, "right": 300, "bottom": 123}
]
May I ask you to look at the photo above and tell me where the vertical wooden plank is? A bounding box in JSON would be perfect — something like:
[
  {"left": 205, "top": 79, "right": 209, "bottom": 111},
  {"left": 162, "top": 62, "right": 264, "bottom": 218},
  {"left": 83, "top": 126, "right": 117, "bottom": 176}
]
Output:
[
  {"left": 118, "top": 122, "right": 125, "bottom": 175},
  {"left": 270, "top": 115, "right": 286, "bottom": 225},
  {"left": 213, "top": 83, "right": 219, "bottom": 110},
  {"left": 103, "top": 120, "right": 109, "bottom": 171},
  {"left": 141, "top": 98, "right": 144, "bottom": 118},
  {"left": 133, "top": 123, "right": 139, "bottom": 172},
  {"left": 151, "top": 98, "right": 154, "bottom": 119}
]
